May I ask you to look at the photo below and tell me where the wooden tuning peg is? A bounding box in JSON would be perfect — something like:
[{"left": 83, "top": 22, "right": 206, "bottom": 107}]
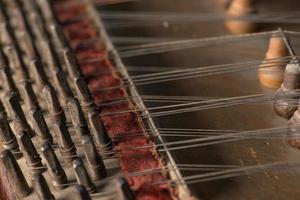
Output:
[
  {"left": 0, "top": 149, "right": 31, "bottom": 198},
  {"left": 41, "top": 142, "right": 68, "bottom": 190},
  {"left": 73, "top": 158, "right": 97, "bottom": 194},
  {"left": 225, "top": 0, "right": 257, "bottom": 34},
  {"left": 115, "top": 177, "right": 135, "bottom": 200},
  {"left": 15, "top": 130, "right": 43, "bottom": 173},
  {"left": 73, "top": 185, "right": 91, "bottom": 200},
  {"left": 287, "top": 109, "right": 300, "bottom": 149},
  {"left": 258, "top": 34, "right": 289, "bottom": 89},
  {"left": 82, "top": 134, "right": 107, "bottom": 180},
  {"left": 32, "top": 173, "right": 55, "bottom": 200},
  {"left": 273, "top": 60, "right": 300, "bottom": 119}
]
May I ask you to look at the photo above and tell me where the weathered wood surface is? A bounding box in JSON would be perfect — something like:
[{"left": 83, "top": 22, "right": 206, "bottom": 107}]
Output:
[{"left": 100, "top": 0, "right": 300, "bottom": 199}]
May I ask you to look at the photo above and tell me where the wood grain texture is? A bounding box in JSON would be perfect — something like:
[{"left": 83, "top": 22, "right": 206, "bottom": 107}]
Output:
[{"left": 0, "top": 158, "right": 16, "bottom": 200}]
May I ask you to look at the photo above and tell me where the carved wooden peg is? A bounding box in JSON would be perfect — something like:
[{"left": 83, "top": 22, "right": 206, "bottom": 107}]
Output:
[
  {"left": 42, "top": 84, "right": 76, "bottom": 162},
  {"left": 36, "top": 0, "right": 57, "bottom": 23},
  {"left": 19, "top": 80, "right": 39, "bottom": 110},
  {"left": 29, "top": 108, "right": 53, "bottom": 145},
  {"left": 82, "top": 134, "right": 107, "bottom": 180},
  {"left": 17, "top": 30, "right": 37, "bottom": 61},
  {"left": 40, "top": 40, "right": 61, "bottom": 72},
  {"left": 67, "top": 97, "right": 90, "bottom": 137},
  {"left": 64, "top": 47, "right": 83, "bottom": 79},
  {"left": 27, "top": 11, "right": 49, "bottom": 45},
  {"left": 0, "top": 44, "right": 19, "bottom": 95},
  {"left": 3, "top": 45, "right": 30, "bottom": 80},
  {"left": 54, "top": 69, "right": 74, "bottom": 102},
  {"left": 0, "top": 149, "right": 31, "bottom": 198},
  {"left": 29, "top": 58, "right": 49, "bottom": 91},
  {"left": 16, "top": 130, "right": 43, "bottom": 173},
  {"left": 52, "top": 120, "right": 77, "bottom": 163},
  {"left": 41, "top": 40, "right": 74, "bottom": 101},
  {"left": 0, "top": 111, "right": 22, "bottom": 159},
  {"left": 73, "top": 185, "right": 91, "bottom": 200},
  {"left": 0, "top": 100, "right": 8, "bottom": 119},
  {"left": 50, "top": 23, "right": 70, "bottom": 52},
  {"left": 225, "top": 0, "right": 257, "bottom": 34},
  {"left": 73, "top": 76, "right": 94, "bottom": 109},
  {"left": 32, "top": 173, "right": 55, "bottom": 200},
  {"left": 42, "top": 84, "right": 65, "bottom": 121},
  {"left": 4, "top": 91, "right": 34, "bottom": 137},
  {"left": 0, "top": 22, "right": 15, "bottom": 46},
  {"left": 41, "top": 142, "right": 68, "bottom": 190},
  {"left": 73, "top": 158, "right": 97, "bottom": 194},
  {"left": 0, "top": 66, "right": 19, "bottom": 96},
  {"left": 115, "top": 177, "right": 135, "bottom": 200},
  {"left": 258, "top": 34, "right": 289, "bottom": 89},
  {"left": 287, "top": 110, "right": 300, "bottom": 149},
  {"left": 0, "top": 43, "right": 9, "bottom": 67},
  {"left": 87, "top": 109, "right": 112, "bottom": 153},
  {"left": 274, "top": 60, "right": 300, "bottom": 119},
  {"left": 71, "top": 77, "right": 113, "bottom": 152}
]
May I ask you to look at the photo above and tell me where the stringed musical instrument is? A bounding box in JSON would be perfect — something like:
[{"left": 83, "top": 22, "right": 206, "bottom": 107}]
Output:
[{"left": 1, "top": 0, "right": 300, "bottom": 199}]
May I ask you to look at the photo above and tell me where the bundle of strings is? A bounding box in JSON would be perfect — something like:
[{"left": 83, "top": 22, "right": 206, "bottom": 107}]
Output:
[
  {"left": 87, "top": 0, "right": 300, "bottom": 199},
  {"left": 54, "top": 1, "right": 299, "bottom": 200},
  {"left": 1, "top": 0, "right": 300, "bottom": 200}
]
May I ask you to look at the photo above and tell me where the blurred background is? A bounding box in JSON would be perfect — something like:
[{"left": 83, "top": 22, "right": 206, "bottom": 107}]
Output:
[{"left": 97, "top": 1, "right": 300, "bottom": 199}]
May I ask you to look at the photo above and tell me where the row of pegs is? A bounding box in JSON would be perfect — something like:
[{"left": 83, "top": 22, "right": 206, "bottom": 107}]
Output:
[
  {"left": 0, "top": 148, "right": 134, "bottom": 200},
  {"left": 0, "top": 0, "right": 135, "bottom": 199},
  {"left": 0, "top": 0, "right": 113, "bottom": 153},
  {"left": 255, "top": 29, "right": 300, "bottom": 148},
  {"left": 0, "top": 0, "right": 112, "bottom": 157},
  {"left": 218, "top": 0, "right": 300, "bottom": 150}
]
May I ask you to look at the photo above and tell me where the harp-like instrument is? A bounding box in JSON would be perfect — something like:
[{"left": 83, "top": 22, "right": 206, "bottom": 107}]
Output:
[{"left": 1, "top": 0, "right": 300, "bottom": 199}]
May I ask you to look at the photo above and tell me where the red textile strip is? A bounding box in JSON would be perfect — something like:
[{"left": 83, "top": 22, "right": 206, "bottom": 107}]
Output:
[{"left": 53, "top": 1, "right": 176, "bottom": 200}]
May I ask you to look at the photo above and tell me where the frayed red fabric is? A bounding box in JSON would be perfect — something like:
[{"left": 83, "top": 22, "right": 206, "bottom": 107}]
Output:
[
  {"left": 55, "top": 3, "right": 87, "bottom": 22},
  {"left": 54, "top": 2, "right": 175, "bottom": 200}
]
